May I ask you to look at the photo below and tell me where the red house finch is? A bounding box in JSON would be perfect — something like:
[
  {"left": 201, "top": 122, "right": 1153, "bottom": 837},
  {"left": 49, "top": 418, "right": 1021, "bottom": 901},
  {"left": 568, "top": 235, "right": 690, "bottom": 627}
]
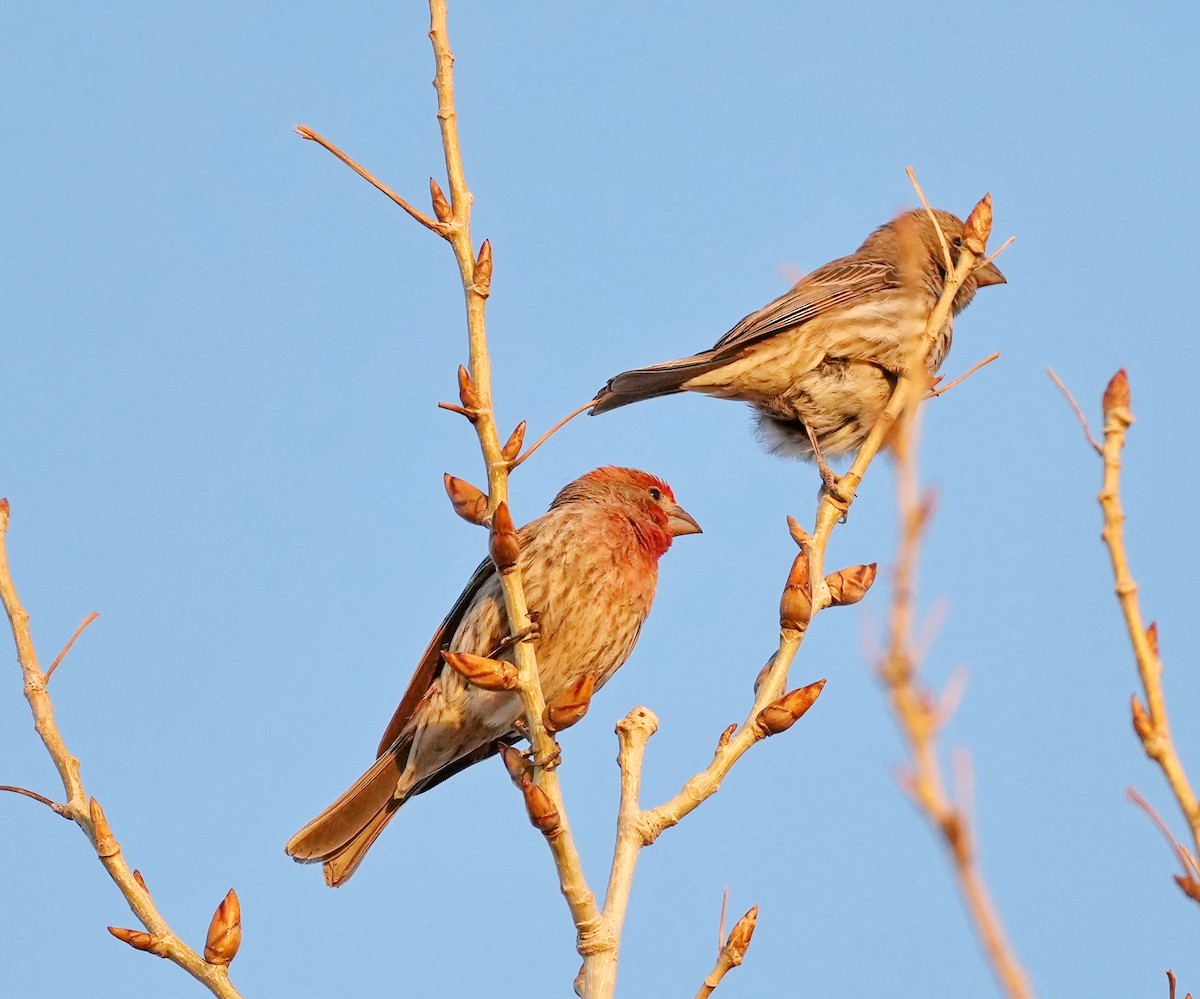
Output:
[
  {"left": 286, "top": 466, "right": 700, "bottom": 886},
  {"left": 591, "top": 209, "right": 1005, "bottom": 484}
]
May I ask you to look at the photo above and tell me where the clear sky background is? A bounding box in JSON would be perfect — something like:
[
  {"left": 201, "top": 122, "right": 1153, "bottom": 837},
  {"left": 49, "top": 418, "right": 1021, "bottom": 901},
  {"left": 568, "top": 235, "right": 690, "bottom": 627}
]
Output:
[{"left": 4, "top": 2, "right": 1199, "bottom": 997}]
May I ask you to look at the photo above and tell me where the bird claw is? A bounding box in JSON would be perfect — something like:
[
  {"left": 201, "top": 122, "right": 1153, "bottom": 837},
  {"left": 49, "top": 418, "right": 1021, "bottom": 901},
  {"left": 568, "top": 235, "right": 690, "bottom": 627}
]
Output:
[
  {"left": 520, "top": 740, "right": 562, "bottom": 771},
  {"left": 496, "top": 610, "right": 542, "bottom": 653}
]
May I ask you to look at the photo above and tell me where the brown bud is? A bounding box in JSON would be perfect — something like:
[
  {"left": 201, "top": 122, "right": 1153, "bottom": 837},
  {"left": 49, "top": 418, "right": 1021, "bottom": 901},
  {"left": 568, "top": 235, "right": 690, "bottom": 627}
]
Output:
[
  {"left": 474, "top": 239, "right": 493, "bottom": 297},
  {"left": 786, "top": 515, "right": 810, "bottom": 549},
  {"left": 543, "top": 673, "right": 595, "bottom": 733},
  {"left": 1174, "top": 874, "right": 1200, "bottom": 903},
  {"left": 443, "top": 473, "right": 489, "bottom": 525},
  {"left": 724, "top": 905, "right": 759, "bottom": 964},
  {"left": 0, "top": 497, "right": 9, "bottom": 517},
  {"left": 89, "top": 797, "right": 119, "bottom": 858},
  {"left": 826, "top": 563, "right": 878, "bottom": 607},
  {"left": 490, "top": 501, "right": 521, "bottom": 571},
  {"left": 1146, "top": 621, "right": 1159, "bottom": 658},
  {"left": 1131, "top": 695, "right": 1154, "bottom": 742},
  {"left": 717, "top": 723, "right": 737, "bottom": 750},
  {"left": 498, "top": 744, "right": 530, "bottom": 785},
  {"left": 755, "top": 679, "right": 827, "bottom": 736},
  {"left": 132, "top": 869, "right": 148, "bottom": 893},
  {"left": 441, "top": 650, "right": 518, "bottom": 691},
  {"left": 520, "top": 780, "right": 561, "bottom": 836},
  {"left": 963, "top": 193, "right": 993, "bottom": 253},
  {"left": 501, "top": 422, "right": 527, "bottom": 463},
  {"left": 204, "top": 889, "right": 242, "bottom": 965},
  {"left": 457, "top": 365, "right": 481, "bottom": 412},
  {"left": 429, "top": 177, "right": 452, "bottom": 223},
  {"left": 108, "top": 926, "right": 167, "bottom": 957},
  {"left": 1102, "top": 369, "right": 1131, "bottom": 416},
  {"left": 779, "top": 553, "right": 812, "bottom": 631}
]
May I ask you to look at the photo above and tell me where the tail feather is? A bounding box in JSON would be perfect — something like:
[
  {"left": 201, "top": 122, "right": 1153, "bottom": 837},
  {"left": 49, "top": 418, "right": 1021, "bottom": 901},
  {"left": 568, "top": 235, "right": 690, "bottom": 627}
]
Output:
[
  {"left": 285, "top": 749, "right": 409, "bottom": 880},
  {"left": 591, "top": 353, "right": 725, "bottom": 414}
]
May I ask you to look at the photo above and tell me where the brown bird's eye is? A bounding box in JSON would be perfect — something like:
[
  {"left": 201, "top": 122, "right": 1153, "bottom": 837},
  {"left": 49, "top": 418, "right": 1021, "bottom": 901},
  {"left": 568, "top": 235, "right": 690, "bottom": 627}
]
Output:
[
  {"left": 648, "top": 487, "right": 662, "bottom": 501},
  {"left": 952, "top": 236, "right": 963, "bottom": 249}
]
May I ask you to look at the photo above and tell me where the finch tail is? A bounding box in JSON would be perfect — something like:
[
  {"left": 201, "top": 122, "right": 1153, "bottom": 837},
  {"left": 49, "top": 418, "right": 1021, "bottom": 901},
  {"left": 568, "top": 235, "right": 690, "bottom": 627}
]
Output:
[
  {"left": 590, "top": 352, "right": 727, "bottom": 414},
  {"left": 285, "top": 748, "right": 411, "bottom": 887}
]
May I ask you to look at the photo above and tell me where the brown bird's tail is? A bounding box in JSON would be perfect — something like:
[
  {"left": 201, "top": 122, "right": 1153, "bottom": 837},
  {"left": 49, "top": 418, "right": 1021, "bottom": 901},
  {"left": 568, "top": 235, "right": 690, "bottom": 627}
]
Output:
[
  {"left": 285, "top": 750, "right": 410, "bottom": 887},
  {"left": 590, "top": 352, "right": 727, "bottom": 414}
]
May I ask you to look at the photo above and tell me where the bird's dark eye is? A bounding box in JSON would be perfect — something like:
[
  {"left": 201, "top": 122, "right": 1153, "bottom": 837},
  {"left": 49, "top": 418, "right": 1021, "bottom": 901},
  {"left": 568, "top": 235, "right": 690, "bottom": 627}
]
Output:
[
  {"left": 648, "top": 487, "right": 662, "bottom": 501},
  {"left": 952, "top": 236, "right": 963, "bottom": 249}
]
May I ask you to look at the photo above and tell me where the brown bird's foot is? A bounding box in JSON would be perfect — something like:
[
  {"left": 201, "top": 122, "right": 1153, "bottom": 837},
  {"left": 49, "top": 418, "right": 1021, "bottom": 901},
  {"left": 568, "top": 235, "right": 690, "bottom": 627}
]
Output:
[
  {"left": 492, "top": 610, "right": 542, "bottom": 657},
  {"left": 805, "top": 423, "right": 845, "bottom": 496},
  {"left": 521, "top": 741, "right": 562, "bottom": 771}
]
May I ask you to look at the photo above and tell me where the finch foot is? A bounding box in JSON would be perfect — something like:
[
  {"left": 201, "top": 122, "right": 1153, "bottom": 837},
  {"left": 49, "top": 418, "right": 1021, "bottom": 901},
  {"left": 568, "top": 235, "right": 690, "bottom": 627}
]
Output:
[
  {"left": 491, "top": 610, "right": 542, "bottom": 656},
  {"left": 522, "top": 742, "right": 562, "bottom": 771}
]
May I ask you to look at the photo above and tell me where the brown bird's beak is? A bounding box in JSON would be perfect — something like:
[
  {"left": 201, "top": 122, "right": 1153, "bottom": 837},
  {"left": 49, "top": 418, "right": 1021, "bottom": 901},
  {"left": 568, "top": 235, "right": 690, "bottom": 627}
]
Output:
[
  {"left": 973, "top": 259, "right": 1006, "bottom": 287},
  {"left": 666, "top": 503, "right": 702, "bottom": 537}
]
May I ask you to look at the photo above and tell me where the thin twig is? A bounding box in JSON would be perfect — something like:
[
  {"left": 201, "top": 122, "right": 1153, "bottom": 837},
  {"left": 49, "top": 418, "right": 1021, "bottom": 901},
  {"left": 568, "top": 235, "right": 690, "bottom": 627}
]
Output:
[
  {"left": 979, "top": 235, "right": 1016, "bottom": 272},
  {"left": 0, "top": 784, "right": 70, "bottom": 817},
  {"left": 1128, "top": 788, "right": 1200, "bottom": 879},
  {"left": 1093, "top": 370, "right": 1200, "bottom": 895},
  {"left": 294, "top": 125, "right": 447, "bottom": 236},
  {"left": 906, "top": 166, "right": 952, "bottom": 271},
  {"left": 879, "top": 326, "right": 1034, "bottom": 999},
  {"left": 46, "top": 610, "right": 99, "bottom": 681},
  {"left": 693, "top": 905, "right": 758, "bottom": 999},
  {"left": 926, "top": 352, "right": 1000, "bottom": 400},
  {"left": 1046, "top": 367, "right": 1102, "bottom": 454},
  {"left": 510, "top": 399, "right": 594, "bottom": 469},
  {"left": 0, "top": 500, "right": 244, "bottom": 998}
]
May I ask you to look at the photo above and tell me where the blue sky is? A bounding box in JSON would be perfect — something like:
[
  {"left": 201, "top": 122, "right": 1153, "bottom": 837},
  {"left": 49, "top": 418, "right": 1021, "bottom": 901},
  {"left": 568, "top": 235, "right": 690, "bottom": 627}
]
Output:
[{"left": 4, "top": 2, "right": 1199, "bottom": 996}]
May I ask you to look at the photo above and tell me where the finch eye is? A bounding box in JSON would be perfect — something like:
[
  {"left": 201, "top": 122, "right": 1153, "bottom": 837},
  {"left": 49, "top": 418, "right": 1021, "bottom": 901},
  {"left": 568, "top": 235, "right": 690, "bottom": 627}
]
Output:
[
  {"left": 648, "top": 487, "right": 662, "bottom": 501},
  {"left": 952, "top": 236, "right": 963, "bottom": 249}
]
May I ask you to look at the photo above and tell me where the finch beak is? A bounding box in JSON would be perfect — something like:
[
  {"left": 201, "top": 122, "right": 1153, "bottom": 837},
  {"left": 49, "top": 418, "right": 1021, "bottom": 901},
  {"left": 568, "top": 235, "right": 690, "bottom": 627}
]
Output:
[
  {"left": 666, "top": 504, "right": 702, "bottom": 537},
  {"left": 973, "top": 260, "right": 1006, "bottom": 287}
]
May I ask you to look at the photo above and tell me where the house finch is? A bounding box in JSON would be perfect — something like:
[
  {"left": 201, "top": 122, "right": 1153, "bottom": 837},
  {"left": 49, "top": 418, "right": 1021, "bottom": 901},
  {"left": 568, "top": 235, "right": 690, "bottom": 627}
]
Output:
[
  {"left": 591, "top": 209, "right": 1005, "bottom": 484},
  {"left": 285, "top": 466, "right": 700, "bottom": 886}
]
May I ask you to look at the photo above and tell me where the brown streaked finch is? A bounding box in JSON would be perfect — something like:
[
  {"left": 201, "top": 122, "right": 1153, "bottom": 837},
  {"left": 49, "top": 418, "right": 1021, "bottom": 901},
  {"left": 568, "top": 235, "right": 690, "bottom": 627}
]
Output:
[
  {"left": 285, "top": 466, "right": 700, "bottom": 886},
  {"left": 591, "top": 208, "right": 1005, "bottom": 484}
]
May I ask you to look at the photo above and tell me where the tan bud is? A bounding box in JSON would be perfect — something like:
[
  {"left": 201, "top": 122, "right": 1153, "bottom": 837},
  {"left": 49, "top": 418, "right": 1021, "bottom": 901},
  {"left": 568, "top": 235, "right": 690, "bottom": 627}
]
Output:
[
  {"left": 520, "top": 780, "right": 561, "bottom": 836},
  {"left": 441, "top": 650, "right": 518, "bottom": 691},
  {"left": 755, "top": 679, "right": 827, "bottom": 736},
  {"left": 1174, "top": 874, "right": 1200, "bottom": 903},
  {"left": 498, "top": 744, "right": 530, "bottom": 785},
  {"left": 724, "top": 904, "right": 759, "bottom": 964},
  {"left": 429, "top": 177, "right": 452, "bottom": 223},
  {"left": 457, "top": 365, "right": 481, "bottom": 412},
  {"left": 501, "top": 422, "right": 527, "bottom": 463},
  {"left": 132, "top": 869, "right": 148, "bottom": 893},
  {"left": 474, "top": 239, "right": 493, "bottom": 297},
  {"left": 1146, "top": 621, "right": 1159, "bottom": 658},
  {"left": 717, "top": 723, "right": 737, "bottom": 750},
  {"left": 204, "top": 889, "right": 242, "bottom": 965},
  {"left": 490, "top": 501, "right": 520, "bottom": 571},
  {"left": 443, "top": 473, "right": 489, "bottom": 525},
  {"left": 1131, "top": 695, "right": 1154, "bottom": 742},
  {"left": 0, "top": 497, "right": 9, "bottom": 517},
  {"left": 108, "top": 926, "right": 167, "bottom": 958},
  {"left": 89, "top": 797, "right": 119, "bottom": 858},
  {"left": 1102, "top": 369, "right": 1131, "bottom": 416},
  {"left": 963, "top": 193, "right": 993, "bottom": 253},
  {"left": 826, "top": 563, "right": 878, "bottom": 607},
  {"left": 779, "top": 553, "right": 812, "bottom": 631},
  {"left": 786, "top": 515, "right": 810, "bottom": 549},
  {"left": 543, "top": 673, "right": 595, "bottom": 733}
]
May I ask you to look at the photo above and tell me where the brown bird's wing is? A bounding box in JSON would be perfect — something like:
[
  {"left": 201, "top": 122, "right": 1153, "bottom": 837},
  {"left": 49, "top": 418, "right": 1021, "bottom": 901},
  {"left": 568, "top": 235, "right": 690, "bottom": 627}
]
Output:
[
  {"left": 591, "top": 255, "right": 896, "bottom": 414},
  {"left": 709, "top": 256, "right": 897, "bottom": 358},
  {"left": 375, "top": 555, "right": 498, "bottom": 757}
]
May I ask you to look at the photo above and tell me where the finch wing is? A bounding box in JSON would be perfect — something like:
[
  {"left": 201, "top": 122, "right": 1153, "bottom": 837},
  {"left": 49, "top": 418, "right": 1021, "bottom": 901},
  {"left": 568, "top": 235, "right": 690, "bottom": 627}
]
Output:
[
  {"left": 710, "top": 256, "right": 896, "bottom": 359},
  {"left": 374, "top": 555, "right": 499, "bottom": 758}
]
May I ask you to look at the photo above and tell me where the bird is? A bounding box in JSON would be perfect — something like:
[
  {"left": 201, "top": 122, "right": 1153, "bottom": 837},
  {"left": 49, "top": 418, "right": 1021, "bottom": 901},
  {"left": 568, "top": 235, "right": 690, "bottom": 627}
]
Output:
[
  {"left": 285, "top": 466, "right": 701, "bottom": 886},
  {"left": 590, "top": 208, "right": 1005, "bottom": 485}
]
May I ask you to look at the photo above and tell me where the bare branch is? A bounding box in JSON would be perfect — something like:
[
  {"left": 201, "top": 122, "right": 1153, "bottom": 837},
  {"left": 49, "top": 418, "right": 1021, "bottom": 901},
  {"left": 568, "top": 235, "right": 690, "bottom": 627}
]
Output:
[
  {"left": 926, "top": 352, "right": 1001, "bottom": 400},
  {"left": 46, "top": 610, "right": 99, "bottom": 681},
  {"left": 0, "top": 784, "right": 70, "bottom": 817},
  {"left": 1046, "top": 367, "right": 1103, "bottom": 454},
  {"left": 293, "top": 125, "right": 447, "bottom": 236}
]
